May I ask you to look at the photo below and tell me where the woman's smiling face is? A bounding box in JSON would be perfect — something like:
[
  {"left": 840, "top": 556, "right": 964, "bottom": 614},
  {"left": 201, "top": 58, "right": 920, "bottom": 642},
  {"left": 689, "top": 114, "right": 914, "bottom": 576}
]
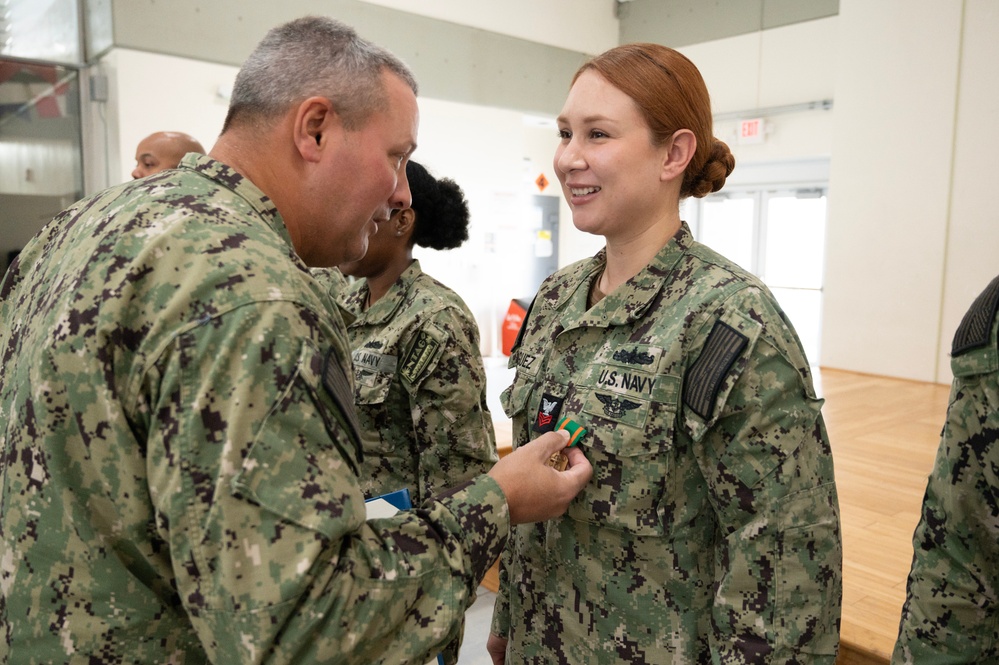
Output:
[{"left": 554, "top": 69, "right": 673, "bottom": 240}]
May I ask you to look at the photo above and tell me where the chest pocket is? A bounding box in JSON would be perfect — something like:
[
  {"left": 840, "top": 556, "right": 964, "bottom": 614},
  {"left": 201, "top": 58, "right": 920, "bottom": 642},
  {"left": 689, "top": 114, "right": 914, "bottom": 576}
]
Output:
[
  {"left": 500, "top": 345, "right": 543, "bottom": 421},
  {"left": 351, "top": 348, "right": 397, "bottom": 406},
  {"left": 567, "top": 361, "right": 682, "bottom": 537}
]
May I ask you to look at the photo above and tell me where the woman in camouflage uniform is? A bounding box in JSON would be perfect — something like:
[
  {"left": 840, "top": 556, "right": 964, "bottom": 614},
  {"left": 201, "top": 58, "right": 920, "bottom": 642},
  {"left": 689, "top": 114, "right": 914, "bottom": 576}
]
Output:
[
  {"left": 339, "top": 160, "right": 498, "bottom": 504},
  {"left": 488, "top": 44, "right": 843, "bottom": 664},
  {"left": 340, "top": 162, "right": 500, "bottom": 665}
]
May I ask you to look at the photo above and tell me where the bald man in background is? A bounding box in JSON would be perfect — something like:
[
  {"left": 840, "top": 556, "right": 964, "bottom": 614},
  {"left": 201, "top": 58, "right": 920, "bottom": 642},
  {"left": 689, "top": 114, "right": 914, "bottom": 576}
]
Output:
[{"left": 131, "top": 130, "right": 205, "bottom": 179}]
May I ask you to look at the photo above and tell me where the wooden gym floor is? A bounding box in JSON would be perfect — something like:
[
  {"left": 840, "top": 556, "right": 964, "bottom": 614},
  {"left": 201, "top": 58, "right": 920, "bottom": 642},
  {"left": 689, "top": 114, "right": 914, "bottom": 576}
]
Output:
[{"left": 487, "top": 367, "right": 952, "bottom": 665}]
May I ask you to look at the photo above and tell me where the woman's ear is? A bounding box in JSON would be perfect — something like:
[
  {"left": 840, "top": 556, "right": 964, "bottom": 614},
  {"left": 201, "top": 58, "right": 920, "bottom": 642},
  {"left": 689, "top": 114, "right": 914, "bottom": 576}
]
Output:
[
  {"left": 661, "top": 129, "right": 696, "bottom": 182},
  {"left": 395, "top": 208, "right": 416, "bottom": 239},
  {"left": 294, "top": 96, "right": 338, "bottom": 163}
]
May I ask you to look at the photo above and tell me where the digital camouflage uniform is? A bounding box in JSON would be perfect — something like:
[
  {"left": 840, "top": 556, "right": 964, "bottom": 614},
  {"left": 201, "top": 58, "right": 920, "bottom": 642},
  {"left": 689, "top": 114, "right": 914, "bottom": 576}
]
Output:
[
  {"left": 0, "top": 154, "right": 509, "bottom": 664},
  {"left": 340, "top": 261, "right": 497, "bottom": 503},
  {"left": 491, "top": 223, "right": 842, "bottom": 664},
  {"left": 340, "top": 261, "right": 498, "bottom": 664},
  {"left": 892, "top": 274, "right": 999, "bottom": 664},
  {"left": 311, "top": 266, "right": 351, "bottom": 301}
]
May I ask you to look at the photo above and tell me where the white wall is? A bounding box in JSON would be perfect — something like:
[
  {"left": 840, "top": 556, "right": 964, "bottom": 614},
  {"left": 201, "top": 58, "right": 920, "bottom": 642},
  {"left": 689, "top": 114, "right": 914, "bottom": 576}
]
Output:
[
  {"left": 936, "top": 0, "right": 999, "bottom": 381},
  {"left": 823, "top": 1, "right": 959, "bottom": 382},
  {"left": 822, "top": 0, "right": 999, "bottom": 384},
  {"left": 355, "top": 0, "right": 619, "bottom": 55},
  {"left": 94, "top": 3, "right": 999, "bottom": 386},
  {"left": 678, "top": 17, "right": 837, "bottom": 170},
  {"left": 674, "top": 7, "right": 999, "bottom": 384},
  {"left": 102, "top": 48, "right": 235, "bottom": 183}
]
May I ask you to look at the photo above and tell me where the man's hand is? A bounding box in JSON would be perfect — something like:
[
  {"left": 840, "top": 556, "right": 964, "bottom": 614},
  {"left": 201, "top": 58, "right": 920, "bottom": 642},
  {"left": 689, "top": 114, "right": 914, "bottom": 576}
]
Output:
[
  {"left": 486, "top": 633, "right": 508, "bottom": 665},
  {"left": 488, "top": 429, "right": 592, "bottom": 524}
]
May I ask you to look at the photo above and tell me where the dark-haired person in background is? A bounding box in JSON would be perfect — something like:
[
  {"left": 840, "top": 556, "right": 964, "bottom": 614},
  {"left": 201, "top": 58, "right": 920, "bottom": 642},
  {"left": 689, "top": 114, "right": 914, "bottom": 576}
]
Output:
[
  {"left": 340, "top": 160, "right": 497, "bottom": 665},
  {"left": 340, "top": 161, "right": 498, "bottom": 506}
]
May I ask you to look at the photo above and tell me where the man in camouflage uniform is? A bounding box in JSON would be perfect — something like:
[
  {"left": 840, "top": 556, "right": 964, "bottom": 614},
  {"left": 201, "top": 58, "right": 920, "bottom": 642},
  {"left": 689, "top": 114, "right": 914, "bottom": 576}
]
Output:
[
  {"left": 892, "top": 274, "right": 999, "bottom": 664},
  {"left": 0, "top": 16, "right": 591, "bottom": 664},
  {"left": 312, "top": 266, "right": 350, "bottom": 300},
  {"left": 491, "top": 223, "right": 843, "bottom": 663},
  {"left": 340, "top": 260, "right": 498, "bottom": 505}
]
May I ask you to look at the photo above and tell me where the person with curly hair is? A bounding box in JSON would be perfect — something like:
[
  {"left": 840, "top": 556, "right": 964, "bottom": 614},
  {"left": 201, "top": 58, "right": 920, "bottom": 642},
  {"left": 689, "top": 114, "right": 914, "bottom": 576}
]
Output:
[
  {"left": 487, "top": 43, "right": 843, "bottom": 664},
  {"left": 339, "top": 160, "right": 498, "bottom": 505}
]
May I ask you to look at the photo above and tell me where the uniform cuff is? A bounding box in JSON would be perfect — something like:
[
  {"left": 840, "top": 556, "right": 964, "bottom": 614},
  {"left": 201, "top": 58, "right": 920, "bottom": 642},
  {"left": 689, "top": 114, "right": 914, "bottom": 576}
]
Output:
[{"left": 432, "top": 475, "right": 510, "bottom": 588}]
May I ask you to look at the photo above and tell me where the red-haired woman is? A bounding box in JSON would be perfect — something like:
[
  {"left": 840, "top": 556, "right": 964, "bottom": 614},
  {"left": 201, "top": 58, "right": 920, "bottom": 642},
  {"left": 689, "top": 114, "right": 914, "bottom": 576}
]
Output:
[{"left": 489, "top": 43, "right": 842, "bottom": 664}]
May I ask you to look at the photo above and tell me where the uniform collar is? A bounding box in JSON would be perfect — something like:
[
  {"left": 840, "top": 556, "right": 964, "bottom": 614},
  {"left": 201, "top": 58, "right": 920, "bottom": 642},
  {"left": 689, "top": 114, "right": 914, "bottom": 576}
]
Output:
[
  {"left": 179, "top": 153, "right": 292, "bottom": 249},
  {"left": 554, "top": 222, "right": 694, "bottom": 329},
  {"left": 344, "top": 259, "right": 422, "bottom": 326}
]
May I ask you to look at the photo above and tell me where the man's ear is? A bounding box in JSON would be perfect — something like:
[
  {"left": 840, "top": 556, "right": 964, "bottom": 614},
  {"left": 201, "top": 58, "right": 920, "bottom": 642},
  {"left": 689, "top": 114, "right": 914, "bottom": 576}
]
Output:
[
  {"left": 661, "top": 129, "right": 696, "bottom": 182},
  {"left": 294, "top": 96, "right": 339, "bottom": 163}
]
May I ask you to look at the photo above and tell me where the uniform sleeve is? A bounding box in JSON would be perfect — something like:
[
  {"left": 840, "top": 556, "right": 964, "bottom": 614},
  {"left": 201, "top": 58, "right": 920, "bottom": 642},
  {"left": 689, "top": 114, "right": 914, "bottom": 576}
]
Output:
[
  {"left": 143, "top": 299, "right": 509, "bottom": 664},
  {"left": 401, "top": 305, "right": 499, "bottom": 500},
  {"left": 892, "top": 367, "right": 999, "bottom": 663},
  {"left": 683, "top": 295, "right": 842, "bottom": 663},
  {"left": 490, "top": 527, "right": 515, "bottom": 638}
]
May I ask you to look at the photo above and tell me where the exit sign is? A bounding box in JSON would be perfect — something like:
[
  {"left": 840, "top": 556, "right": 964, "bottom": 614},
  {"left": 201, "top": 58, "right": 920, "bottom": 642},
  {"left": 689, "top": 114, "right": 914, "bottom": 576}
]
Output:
[{"left": 739, "top": 117, "right": 765, "bottom": 144}]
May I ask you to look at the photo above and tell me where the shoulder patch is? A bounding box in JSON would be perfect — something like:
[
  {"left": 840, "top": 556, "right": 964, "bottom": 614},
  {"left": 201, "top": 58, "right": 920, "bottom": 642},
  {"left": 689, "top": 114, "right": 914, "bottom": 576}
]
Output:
[
  {"left": 683, "top": 321, "right": 748, "bottom": 420},
  {"left": 322, "top": 347, "right": 364, "bottom": 463},
  {"left": 952, "top": 275, "right": 999, "bottom": 356},
  {"left": 399, "top": 329, "right": 441, "bottom": 384}
]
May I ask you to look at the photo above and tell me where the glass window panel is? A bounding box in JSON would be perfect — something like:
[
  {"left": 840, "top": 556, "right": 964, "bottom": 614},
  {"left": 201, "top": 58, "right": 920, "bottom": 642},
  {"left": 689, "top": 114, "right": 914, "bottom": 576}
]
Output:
[
  {"left": 763, "top": 194, "right": 826, "bottom": 289},
  {"left": 697, "top": 196, "right": 755, "bottom": 272},
  {"left": 0, "top": 0, "right": 81, "bottom": 65},
  {"left": 84, "top": 0, "right": 113, "bottom": 61},
  {"left": 1, "top": 60, "right": 82, "bottom": 274},
  {"left": 770, "top": 287, "right": 822, "bottom": 367}
]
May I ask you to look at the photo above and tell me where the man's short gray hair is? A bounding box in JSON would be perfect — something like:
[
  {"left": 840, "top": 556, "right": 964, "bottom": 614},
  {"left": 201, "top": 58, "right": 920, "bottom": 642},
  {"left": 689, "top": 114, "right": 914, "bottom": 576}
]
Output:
[{"left": 222, "top": 16, "right": 417, "bottom": 133}]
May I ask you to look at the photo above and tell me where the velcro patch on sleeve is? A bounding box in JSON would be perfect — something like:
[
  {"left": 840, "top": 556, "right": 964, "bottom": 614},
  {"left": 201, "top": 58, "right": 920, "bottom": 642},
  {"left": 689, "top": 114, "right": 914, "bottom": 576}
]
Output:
[
  {"left": 322, "top": 347, "right": 363, "bottom": 455},
  {"left": 683, "top": 321, "right": 749, "bottom": 420},
  {"left": 952, "top": 274, "right": 999, "bottom": 356},
  {"left": 399, "top": 329, "right": 442, "bottom": 384}
]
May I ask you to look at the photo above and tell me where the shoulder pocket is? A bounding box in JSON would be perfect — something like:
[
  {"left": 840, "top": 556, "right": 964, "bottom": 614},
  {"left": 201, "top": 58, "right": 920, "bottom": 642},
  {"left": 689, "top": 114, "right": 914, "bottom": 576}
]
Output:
[
  {"left": 775, "top": 482, "right": 842, "bottom": 657},
  {"left": 399, "top": 324, "right": 447, "bottom": 389},
  {"left": 683, "top": 311, "right": 762, "bottom": 442},
  {"left": 231, "top": 338, "right": 365, "bottom": 541}
]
